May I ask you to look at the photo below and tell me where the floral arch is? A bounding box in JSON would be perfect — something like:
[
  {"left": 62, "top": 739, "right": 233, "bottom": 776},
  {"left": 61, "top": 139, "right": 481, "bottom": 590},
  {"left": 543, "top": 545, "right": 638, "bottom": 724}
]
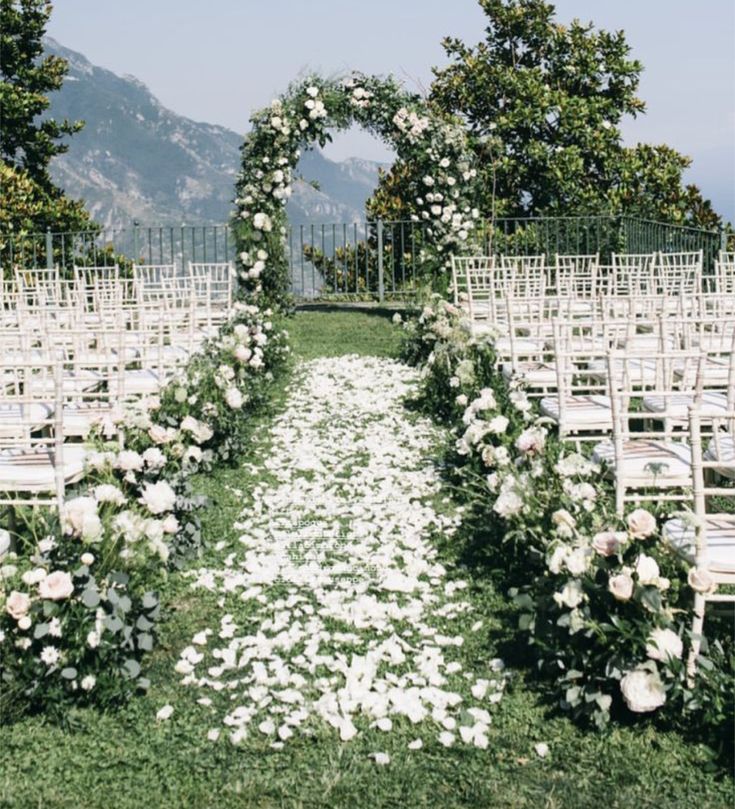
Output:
[{"left": 233, "top": 74, "right": 483, "bottom": 305}]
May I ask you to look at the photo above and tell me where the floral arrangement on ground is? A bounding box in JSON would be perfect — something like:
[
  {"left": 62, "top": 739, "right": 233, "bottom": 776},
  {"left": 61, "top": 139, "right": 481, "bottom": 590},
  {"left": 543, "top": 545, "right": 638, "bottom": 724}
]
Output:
[
  {"left": 396, "top": 298, "right": 734, "bottom": 741},
  {"left": 0, "top": 305, "right": 290, "bottom": 720}
]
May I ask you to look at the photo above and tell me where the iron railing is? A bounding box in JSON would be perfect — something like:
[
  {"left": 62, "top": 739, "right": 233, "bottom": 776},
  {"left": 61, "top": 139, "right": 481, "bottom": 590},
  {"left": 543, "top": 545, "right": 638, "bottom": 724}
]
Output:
[{"left": 1, "top": 215, "right": 725, "bottom": 300}]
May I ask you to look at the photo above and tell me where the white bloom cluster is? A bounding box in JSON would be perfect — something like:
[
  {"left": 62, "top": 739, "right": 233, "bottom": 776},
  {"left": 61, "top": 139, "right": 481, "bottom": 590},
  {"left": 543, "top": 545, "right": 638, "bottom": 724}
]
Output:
[{"left": 393, "top": 107, "right": 430, "bottom": 142}]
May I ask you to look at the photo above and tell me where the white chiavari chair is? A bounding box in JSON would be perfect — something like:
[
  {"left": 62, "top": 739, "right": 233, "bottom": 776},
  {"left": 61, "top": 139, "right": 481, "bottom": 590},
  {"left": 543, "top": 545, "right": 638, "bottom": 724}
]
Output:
[
  {"left": 662, "top": 407, "right": 735, "bottom": 679},
  {"left": 594, "top": 350, "right": 703, "bottom": 514},
  {"left": 0, "top": 355, "right": 87, "bottom": 508}
]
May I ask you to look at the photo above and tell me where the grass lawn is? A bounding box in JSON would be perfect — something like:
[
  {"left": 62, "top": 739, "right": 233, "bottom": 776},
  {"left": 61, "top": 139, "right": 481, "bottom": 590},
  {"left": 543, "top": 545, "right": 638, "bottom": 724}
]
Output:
[{"left": 0, "top": 311, "right": 732, "bottom": 809}]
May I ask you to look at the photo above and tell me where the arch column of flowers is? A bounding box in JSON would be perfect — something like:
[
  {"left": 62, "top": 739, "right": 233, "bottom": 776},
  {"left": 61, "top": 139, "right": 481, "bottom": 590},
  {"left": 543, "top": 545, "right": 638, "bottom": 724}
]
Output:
[{"left": 233, "top": 73, "right": 483, "bottom": 305}]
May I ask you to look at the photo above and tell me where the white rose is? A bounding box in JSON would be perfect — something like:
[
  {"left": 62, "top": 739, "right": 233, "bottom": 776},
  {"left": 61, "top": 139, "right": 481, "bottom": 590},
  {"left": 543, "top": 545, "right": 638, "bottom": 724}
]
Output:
[
  {"left": 620, "top": 667, "right": 666, "bottom": 713},
  {"left": 486, "top": 415, "right": 509, "bottom": 435},
  {"left": 547, "top": 545, "right": 567, "bottom": 575},
  {"left": 93, "top": 484, "right": 126, "bottom": 506},
  {"left": 645, "top": 628, "right": 683, "bottom": 662},
  {"left": 142, "top": 447, "right": 166, "bottom": 470},
  {"left": 552, "top": 509, "right": 576, "bottom": 538},
  {"left": 608, "top": 572, "right": 634, "bottom": 601},
  {"left": 493, "top": 489, "right": 523, "bottom": 518},
  {"left": 225, "top": 387, "right": 243, "bottom": 410},
  {"left": 5, "top": 590, "right": 31, "bottom": 620},
  {"left": 139, "top": 481, "right": 177, "bottom": 515},
  {"left": 61, "top": 497, "right": 103, "bottom": 543},
  {"left": 116, "top": 450, "right": 144, "bottom": 472},
  {"left": 553, "top": 579, "right": 585, "bottom": 609},
  {"left": 515, "top": 428, "right": 545, "bottom": 455},
  {"left": 234, "top": 345, "right": 252, "bottom": 363},
  {"left": 148, "top": 424, "right": 176, "bottom": 445},
  {"left": 38, "top": 571, "right": 74, "bottom": 601},
  {"left": 184, "top": 446, "right": 202, "bottom": 465},
  {"left": 635, "top": 553, "right": 660, "bottom": 585},
  {"left": 688, "top": 567, "right": 716, "bottom": 594},
  {"left": 80, "top": 553, "right": 94, "bottom": 566},
  {"left": 21, "top": 568, "right": 46, "bottom": 586},
  {"left": 565, "top": 547, "right": 592, "bottom": 576},
  {"left": 591, "top": 531, "right": 626, "bottom": 557},
  {"left": 627, "top": 509, "right": 657, "bottom": 539},
  {"left": 81, "top": 675, "right": 97, "bottom": 691}
]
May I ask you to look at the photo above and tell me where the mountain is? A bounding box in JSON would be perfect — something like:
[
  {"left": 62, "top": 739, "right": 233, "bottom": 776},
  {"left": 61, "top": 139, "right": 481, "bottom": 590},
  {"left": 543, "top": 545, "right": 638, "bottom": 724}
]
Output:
[{"left": 43, "top": 38, "right": 386, "bottom": 228}]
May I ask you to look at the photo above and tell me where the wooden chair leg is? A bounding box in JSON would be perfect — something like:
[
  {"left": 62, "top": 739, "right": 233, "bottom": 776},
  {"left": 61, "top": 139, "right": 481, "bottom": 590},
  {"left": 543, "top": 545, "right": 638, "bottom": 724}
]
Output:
[{"left": 687, "top": 591, "right": 706, "bottom": 685}]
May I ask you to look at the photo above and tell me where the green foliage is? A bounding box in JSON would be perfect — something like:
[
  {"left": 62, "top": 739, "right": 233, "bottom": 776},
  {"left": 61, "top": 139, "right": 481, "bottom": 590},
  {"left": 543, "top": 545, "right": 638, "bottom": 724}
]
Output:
[
  {"left": 0, "top": 0, "right": 82, "bottom": 186},
  {"left": 0, "top": 1, "right": 97, "bottom": 244},
  {"left": 0, "top": 307, "right": 290, "bottom": 720},
  {"left": 367, "top": 0, "right": 725, "bottom": 230},
  {"left": 400, "top": 300, "right": 734, "bottom": 746}
]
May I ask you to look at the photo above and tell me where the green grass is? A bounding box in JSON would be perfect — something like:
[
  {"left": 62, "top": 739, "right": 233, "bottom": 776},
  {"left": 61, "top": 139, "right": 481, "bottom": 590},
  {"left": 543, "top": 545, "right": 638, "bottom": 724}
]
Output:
[
  {"left": 287, "top": 307, "right": 403, "bottom": 359},
  {"left": 0, "top": 311, "right": 732, "bottom": 809}
]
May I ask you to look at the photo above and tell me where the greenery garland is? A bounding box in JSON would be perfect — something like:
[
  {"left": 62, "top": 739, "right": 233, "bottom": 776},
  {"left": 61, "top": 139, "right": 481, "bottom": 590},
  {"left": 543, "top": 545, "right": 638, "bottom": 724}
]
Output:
[{"left": 233, "top": 74, "right": 484, "bottom": 306}]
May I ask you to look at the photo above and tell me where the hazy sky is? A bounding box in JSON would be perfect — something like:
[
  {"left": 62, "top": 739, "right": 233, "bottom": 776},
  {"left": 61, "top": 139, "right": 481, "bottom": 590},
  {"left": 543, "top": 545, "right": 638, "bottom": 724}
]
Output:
[{"left": 48, "top": 0, "right": 735, "bottom": 220}]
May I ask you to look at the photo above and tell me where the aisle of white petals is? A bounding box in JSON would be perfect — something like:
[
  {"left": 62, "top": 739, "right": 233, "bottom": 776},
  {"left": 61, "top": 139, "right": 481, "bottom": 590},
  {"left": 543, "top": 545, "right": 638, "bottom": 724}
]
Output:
[{"left": 174, "top": 355, "right": 506, "bottom": 753}]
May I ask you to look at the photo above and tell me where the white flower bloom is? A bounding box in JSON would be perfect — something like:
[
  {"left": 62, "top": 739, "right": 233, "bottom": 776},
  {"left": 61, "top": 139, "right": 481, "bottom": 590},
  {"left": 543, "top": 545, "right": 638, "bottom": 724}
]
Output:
[
  {"left": 627, "top": 509, "right": 657, "bottom": 539},
  {"left": 81, "top": 675, "right": 96, "bottom": 691},
  {"left": 553, "top": 580, "right": 585, "bottom": 609},
  {"left": 645, "top": 628, "right": 683, "bottom": 662},
  {"left": 225, "top": 387, "right": 244, "bottom": 410},
  {"left": 620, "top": 667, "right": 666, "bottom": 713},
  {"left": 142, "top": 447, "right": 167, "bottom": 470},
  {"left": 635, "top": 553, "right": 660, "bottom": 586},
  {"left": 40, "top": 646, "right": 60, "bottom": 666},
  {"left": 139, "top": 481, "right": 177, "bottom": 515},
  {"left": 61, "top": 497, "right": 103, "bottom": 542}
]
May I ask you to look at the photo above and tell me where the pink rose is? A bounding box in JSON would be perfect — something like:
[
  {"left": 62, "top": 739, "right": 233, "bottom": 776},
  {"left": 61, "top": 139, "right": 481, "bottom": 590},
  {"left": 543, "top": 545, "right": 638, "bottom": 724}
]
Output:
[
  {"left": 6, "top": 590, "right": 31, "bottom": 620},
  {"left": 592, "top": 531, "right": 626, "bottom": 557},
  {"left": 38, "top": 571, "right": 74, "bottom": 601},
  {"left": 688, "top": 567, "right": 716, "bottom": 595},
  {"left": 608, "top": 572, "right": 634, "bottom": 601},
  {"left": 627, "top": 509, "right": 657, "bottom": 539}
]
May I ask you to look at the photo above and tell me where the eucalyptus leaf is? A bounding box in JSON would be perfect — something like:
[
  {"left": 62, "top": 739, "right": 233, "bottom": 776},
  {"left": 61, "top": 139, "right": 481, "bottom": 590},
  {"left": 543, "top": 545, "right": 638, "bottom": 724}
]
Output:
[
  {"left": 122, "top": 658, "right": 141, "bottom": 679},
  {"left": 81, "top": 588, "right": 100, "bottom": 608}
]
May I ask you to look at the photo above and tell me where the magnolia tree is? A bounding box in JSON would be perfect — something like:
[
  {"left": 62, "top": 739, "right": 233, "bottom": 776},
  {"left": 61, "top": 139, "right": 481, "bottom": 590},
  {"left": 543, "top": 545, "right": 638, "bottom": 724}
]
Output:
[{"left": 233, "top": 74, "right": 484, "bottom": 306}]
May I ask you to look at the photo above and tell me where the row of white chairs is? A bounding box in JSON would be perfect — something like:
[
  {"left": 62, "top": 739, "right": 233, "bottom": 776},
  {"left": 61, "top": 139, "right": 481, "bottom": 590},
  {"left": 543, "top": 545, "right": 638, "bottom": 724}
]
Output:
[
  {"left": 0, "top": 262, "right": 236, "bottom": 509},
  {"left": 452, "top": 253, "right": 735, "bottom": 678},
  {"left": 453, "top": 251, "right": 733, "bottom": 316}
]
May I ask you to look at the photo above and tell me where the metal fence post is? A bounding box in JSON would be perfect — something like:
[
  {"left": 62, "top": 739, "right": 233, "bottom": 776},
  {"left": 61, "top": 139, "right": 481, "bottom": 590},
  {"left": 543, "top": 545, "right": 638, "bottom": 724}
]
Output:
[
  {"left": 45, "top": 227, "right": 53, "bottom": 269},
  {"left": 377, "top": 219, "right": 384, "bottom": 302},
  {"left": 133, "top": 219, "right": 140, "bottom": 262}
]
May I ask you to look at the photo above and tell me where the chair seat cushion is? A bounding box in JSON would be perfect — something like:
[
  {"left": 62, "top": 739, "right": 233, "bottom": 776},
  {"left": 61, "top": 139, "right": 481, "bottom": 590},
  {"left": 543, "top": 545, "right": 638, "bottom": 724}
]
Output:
[
  {"left": 0, "top": 444, "right": 88, "bottom": 491},
  {"left": 704, "top": 434, "right": 735, "bottom": 479},
  {"left": 493, "top": 337, "right": 545, "bottom": 355},
  {"left": 502, "top": 362, "right": 556, "bottom": 386},
  {"left": 663, "top": 515, "right": 735, "bottom": 572},
  {"left": 642, "top": 392, "right": 728, "bottom": 419},
  {"left": 0, "top": 402, "right": 53, "bottom": 438},
  {"left": 62, "top": 403, "right": 114, "bottom": 437},
  {"left": 592, "top": 439, "right": 691, "bottom": 485},
  {"left": 121, "top": 369, "right": 161, "bottom": 395},
  {"left": 540, "top": 395, "right": 612, "bottom": 429}
]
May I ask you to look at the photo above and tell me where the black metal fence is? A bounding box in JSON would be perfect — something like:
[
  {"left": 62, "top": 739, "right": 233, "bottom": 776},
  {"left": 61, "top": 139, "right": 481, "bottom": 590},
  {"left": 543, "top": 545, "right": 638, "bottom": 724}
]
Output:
[{"left": 1, "top": 215, "right": 726, "bottom": 299}]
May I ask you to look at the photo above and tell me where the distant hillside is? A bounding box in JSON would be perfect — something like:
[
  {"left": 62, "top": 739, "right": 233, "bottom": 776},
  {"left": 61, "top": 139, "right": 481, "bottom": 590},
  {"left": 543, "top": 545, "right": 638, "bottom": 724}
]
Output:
[{"left": 44, "top": 38, "right": 387, "bottom": 228}]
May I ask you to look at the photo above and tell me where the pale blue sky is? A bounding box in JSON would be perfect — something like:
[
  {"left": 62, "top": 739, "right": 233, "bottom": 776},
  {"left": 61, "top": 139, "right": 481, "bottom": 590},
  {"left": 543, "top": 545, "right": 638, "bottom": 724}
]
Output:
[{"left": 48, "top": 0, "right": 735, "bottom": 220}]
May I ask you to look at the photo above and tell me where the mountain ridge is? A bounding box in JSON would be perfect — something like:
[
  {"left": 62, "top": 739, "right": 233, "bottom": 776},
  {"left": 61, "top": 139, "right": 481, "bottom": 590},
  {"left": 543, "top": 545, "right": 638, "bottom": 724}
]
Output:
[{"left": 44, "top": 38, "right": 387, "bottom": 228}]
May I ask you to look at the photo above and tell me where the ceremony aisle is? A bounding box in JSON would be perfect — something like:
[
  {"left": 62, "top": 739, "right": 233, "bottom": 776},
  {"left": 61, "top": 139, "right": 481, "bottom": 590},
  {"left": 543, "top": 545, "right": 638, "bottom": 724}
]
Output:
[{"left": 0, "top": 312, "right": 728, "bottom": 809}]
